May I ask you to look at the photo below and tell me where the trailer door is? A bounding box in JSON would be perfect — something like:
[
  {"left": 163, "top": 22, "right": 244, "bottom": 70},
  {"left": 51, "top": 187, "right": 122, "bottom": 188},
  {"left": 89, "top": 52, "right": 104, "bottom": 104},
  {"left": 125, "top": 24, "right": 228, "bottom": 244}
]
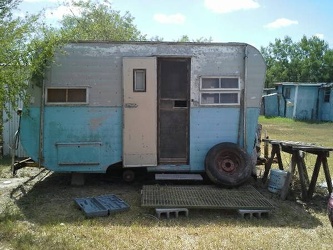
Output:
[
  {"left": 123, "top": 57, "right": 157, "bottom": 167},
  {"left": 158, "top": 58, "right": 190, "bottom": 164}
]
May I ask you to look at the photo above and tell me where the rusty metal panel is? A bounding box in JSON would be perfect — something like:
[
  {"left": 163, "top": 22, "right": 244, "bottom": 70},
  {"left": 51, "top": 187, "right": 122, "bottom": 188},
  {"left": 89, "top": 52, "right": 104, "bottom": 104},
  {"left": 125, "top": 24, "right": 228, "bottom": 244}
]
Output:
[{"left": 123, "top": 57, "right": 157, "bottom": 167}]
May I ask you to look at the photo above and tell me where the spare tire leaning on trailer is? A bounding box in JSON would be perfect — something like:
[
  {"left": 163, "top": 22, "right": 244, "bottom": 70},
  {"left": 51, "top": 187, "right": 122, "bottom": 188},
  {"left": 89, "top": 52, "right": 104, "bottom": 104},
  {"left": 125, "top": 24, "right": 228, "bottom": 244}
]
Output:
[{"left": 205, "top": 142, "right": 252, "bottom": 187}]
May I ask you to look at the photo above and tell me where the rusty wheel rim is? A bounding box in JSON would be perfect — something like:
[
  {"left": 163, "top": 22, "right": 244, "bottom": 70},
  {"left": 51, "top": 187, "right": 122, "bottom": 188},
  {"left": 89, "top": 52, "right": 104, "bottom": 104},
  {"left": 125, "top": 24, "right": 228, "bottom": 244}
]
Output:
[{"left": 216, "top": 154, "right": 239, "bottom": 174}]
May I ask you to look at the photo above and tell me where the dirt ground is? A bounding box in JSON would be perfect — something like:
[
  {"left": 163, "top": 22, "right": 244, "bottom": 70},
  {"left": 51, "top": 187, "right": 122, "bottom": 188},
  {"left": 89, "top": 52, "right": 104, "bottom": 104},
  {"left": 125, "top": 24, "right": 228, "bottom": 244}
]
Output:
[{"left": 0, "top": 165, "right": 331, "bottom": 218}]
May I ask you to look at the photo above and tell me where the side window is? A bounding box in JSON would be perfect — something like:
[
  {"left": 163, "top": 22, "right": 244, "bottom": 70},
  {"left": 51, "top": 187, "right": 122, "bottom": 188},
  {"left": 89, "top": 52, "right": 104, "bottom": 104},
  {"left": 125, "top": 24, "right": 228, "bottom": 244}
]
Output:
[
  {"left": 46, "top": 88, "right": 88, "bottom": 104},
  {"left": 200, "top": 77, "right": 240, "bottom": 105},
  {"left": 284, "top": 87, "right": 291, "bottom": 99},
  {"left": 324, "top": 88, "right": 331, "bottom": 103}
]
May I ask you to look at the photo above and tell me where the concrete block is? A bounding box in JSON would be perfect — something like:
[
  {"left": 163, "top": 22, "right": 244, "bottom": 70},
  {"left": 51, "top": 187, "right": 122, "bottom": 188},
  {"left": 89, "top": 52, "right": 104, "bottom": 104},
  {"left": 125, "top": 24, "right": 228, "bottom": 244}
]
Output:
[
  {"left": 155, "top": 208, "right": 189, "bottom": 219},
  {"left": 238, "top": 209, "right": 271, "bottom": 219}
]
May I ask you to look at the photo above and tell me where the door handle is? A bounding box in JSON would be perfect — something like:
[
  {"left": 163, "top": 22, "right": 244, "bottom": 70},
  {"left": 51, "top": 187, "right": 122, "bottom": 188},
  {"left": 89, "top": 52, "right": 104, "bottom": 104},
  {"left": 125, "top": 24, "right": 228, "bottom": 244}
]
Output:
[{"left": 125, "top": 103, "right": 138, "bottom": 108}]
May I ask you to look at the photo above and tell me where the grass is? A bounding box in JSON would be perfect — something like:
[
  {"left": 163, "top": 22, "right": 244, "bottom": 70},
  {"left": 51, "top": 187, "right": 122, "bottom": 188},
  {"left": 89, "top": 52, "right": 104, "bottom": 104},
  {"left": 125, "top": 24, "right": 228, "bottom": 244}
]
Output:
[{"left": 0, "top": 116, "right": 333, "bottom": 250}]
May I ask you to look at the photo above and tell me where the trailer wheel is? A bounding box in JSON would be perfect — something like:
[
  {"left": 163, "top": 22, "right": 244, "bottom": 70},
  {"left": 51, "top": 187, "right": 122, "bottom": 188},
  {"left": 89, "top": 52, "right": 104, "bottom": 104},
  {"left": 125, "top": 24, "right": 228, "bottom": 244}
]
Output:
[
  {"left": 205, "top": 142, "right": 252, "bottom": 187},
  {"left": 122, "top": 169, "right": 135, "bottom": 183}
]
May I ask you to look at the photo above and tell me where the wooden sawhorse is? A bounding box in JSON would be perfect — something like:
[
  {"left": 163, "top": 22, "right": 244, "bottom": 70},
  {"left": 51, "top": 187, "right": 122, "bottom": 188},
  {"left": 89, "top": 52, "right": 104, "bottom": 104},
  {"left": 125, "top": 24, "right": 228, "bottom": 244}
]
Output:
[{"left": 262, "top": 140, "right": 333, "bottom": 200}]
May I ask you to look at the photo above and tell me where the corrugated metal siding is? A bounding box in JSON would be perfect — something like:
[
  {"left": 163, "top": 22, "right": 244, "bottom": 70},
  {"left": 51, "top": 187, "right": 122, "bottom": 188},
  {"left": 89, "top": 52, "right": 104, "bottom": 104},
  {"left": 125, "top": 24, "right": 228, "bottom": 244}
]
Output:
[{"left": 2, "top": 100, "right": 28, "bottom": 158}]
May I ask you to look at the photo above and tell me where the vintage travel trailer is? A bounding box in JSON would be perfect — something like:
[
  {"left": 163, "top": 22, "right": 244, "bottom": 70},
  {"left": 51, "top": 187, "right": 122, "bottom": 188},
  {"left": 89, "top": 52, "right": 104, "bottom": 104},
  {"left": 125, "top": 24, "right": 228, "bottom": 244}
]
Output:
[{"left": 18, "top": 42, "right": 266, "bottom": 187}]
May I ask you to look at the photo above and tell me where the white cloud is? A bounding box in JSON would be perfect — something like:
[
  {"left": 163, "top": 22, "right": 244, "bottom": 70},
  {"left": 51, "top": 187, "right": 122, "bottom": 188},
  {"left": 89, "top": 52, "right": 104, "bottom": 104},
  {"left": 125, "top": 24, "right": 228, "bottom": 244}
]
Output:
[
  {"left": 264, "top": 18, "right": 298, "bottom": 29},
  {"left": 45, "top": 5, "right": 82, "bottom": 19},
  {"left": 314, "top": 33, "right": 324, "bottom": 39},
  {"left": 204, "top": 0, "right": 260, "bottom": 13},
  {"left": 153, "top": 13, "right": 186, "bottom": 24}
]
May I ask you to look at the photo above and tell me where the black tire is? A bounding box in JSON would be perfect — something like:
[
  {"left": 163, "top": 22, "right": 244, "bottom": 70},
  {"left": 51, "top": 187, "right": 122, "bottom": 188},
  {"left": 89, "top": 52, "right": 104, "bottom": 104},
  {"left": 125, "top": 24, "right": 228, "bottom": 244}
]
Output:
[
  {"left": 205, "top": 142, "right": 252, "bottom": 187},
  {"left": 122, "top": 169, "right": 135, "bottom": 183}
]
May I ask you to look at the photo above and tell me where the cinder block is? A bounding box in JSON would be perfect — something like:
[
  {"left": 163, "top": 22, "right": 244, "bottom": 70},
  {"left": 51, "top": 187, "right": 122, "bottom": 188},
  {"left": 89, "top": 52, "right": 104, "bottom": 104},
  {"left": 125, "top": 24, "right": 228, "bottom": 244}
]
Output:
[
  {"left": 238, "top": 209, "right": 271, "bottom": 219},
  {"left": 155, "top": 208, "right": 189, "bottom": 219}
]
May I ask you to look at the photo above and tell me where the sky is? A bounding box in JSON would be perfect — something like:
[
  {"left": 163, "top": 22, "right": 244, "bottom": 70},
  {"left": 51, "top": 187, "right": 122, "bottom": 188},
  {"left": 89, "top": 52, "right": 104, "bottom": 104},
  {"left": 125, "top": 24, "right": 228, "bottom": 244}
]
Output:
[{"left": 16, "top": 0, "right": 333, "bottom": 49}]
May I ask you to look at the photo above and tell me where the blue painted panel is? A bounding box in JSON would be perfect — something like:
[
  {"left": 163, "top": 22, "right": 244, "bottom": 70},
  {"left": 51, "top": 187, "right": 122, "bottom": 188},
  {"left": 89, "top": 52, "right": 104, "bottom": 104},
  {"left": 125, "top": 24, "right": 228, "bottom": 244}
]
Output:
[
  {"left": 20, "top": 107, "right": 123, "bottom": 172},
  {"left": 21, "top": 106, "right": 260, "bottom": 174},
  {"left": 189, "top": 107, "right": 260, "bottom": 172},
  {"left": 263, "top": 94, "right": 278, "bottom": 117},
  {"left": 20, "top": 108, "right": 40, "bottom": 162},
  {"left": 245, "top": 108, "right": 260, "bottom": 154},
  {"left": 295, "top": 87, "right": 318, "bottom": 120},
  {"left": 57, "top": 142, "right": 101, "bottom": 165},
  {"left": 189, "top": 107, "right": 240, "bottom": 171}
]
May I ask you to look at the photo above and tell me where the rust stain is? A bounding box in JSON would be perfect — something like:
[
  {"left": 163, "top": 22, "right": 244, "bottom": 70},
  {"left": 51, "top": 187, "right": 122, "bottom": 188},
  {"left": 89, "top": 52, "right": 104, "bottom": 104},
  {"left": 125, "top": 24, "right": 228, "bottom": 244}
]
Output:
[{"left": 89, "top": 115, "right": 109, "bottom": 130}]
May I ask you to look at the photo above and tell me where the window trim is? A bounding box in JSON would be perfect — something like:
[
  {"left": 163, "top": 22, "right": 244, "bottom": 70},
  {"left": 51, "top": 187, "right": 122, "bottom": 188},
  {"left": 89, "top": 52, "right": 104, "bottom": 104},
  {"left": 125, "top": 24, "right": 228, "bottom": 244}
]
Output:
[
  {"left": 200, "top": 76, "right": 241, "bottom": 106},
  {"left": 45, "top": 87, "right": 89, "bottom": 105}
]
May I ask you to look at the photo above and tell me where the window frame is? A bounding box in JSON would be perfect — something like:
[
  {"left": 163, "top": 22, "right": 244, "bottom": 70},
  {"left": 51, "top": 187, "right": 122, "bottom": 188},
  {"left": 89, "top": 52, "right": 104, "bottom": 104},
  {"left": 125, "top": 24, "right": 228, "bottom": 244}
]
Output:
[
  {"left": 45, "top": 87, "right": 89, "bottom": 105},
  {"left": 324, "top": 87, "right": 331, "bottom": 103},
  {"left": 133, "top": 69, "right": 146, "bottom": 92},
  {"left": 200, "top": 76, "right": 241, "bottom": 106}
]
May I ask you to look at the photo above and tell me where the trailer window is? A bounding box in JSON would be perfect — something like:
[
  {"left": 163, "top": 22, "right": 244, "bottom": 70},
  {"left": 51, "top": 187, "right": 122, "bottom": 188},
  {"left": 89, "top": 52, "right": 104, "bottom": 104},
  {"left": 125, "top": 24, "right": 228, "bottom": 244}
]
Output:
[
  {"left": 201, "top": 77, "right": 239, "bottom": 90},
  {"left": 284, "top": 87, "right": 291, "bottom": 99},
  {"left": 200, "top": 77, "right": 240, "bottom": 105},
  {"left": 133, "top": 69, "right": 146, "bottom": 92},
  {"left": 46, "top": 88, "right": 88, "bottom": 104},
  {"left": 324, "top": 88, "right": 331, "bottom": 102}
]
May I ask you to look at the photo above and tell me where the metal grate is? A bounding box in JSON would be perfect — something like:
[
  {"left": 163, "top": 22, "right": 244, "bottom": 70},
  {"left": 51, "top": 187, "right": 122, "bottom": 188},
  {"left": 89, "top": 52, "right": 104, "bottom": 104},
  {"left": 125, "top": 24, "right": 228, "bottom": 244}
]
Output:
[{"left": 141, "top": 185, "right": 274, "bottom": 210}]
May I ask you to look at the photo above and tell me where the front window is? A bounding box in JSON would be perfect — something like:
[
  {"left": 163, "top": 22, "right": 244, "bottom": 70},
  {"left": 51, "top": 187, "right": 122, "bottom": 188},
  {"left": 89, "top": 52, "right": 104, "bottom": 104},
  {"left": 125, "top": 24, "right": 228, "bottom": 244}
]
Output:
[{"left": 200, "top": 77, "right": 240, "bottom": 105}]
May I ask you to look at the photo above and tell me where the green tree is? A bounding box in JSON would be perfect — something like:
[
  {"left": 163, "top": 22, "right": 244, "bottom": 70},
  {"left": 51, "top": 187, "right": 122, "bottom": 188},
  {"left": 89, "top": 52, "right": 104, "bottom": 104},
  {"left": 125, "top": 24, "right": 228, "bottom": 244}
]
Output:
[
  {"left": 0, "top": 0, "right": 69, "bottom": 115},
  {"left": 59, "top": 0, "right": 146, "bottom": 41},
  {"left": 0, "top": 0, "right": 39, "bottom": 112},
  {"left": 176, "top": 35, "right": 213, "bottom": 42},
  {"left": 260, "top": 35, "right": 333, "bottom": 87}
]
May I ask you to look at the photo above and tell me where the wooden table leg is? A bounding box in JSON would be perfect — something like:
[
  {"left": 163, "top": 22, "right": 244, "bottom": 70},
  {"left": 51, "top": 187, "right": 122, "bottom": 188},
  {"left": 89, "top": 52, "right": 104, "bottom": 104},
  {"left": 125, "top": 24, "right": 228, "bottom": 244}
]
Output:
[
  {"left": 280, "top": 152, "right": 297, "bottom": 200},
  {"left": 262, "top": 144, "right": 279, "bottom": 183},
  {"left": 307, "top": 154, "right": 322, "bottom": 199},
  {"left": 276, "top": 148, "right": 284, "bottom": 170},
  {"left": 322, "top": 155, "right": 333, "bottom": 194},
  {"left": 300, "top": 152, "right": 310, "bottom": 185},
  {"left": 296, "top": 150, "right": 308, "bottom": 200}
]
